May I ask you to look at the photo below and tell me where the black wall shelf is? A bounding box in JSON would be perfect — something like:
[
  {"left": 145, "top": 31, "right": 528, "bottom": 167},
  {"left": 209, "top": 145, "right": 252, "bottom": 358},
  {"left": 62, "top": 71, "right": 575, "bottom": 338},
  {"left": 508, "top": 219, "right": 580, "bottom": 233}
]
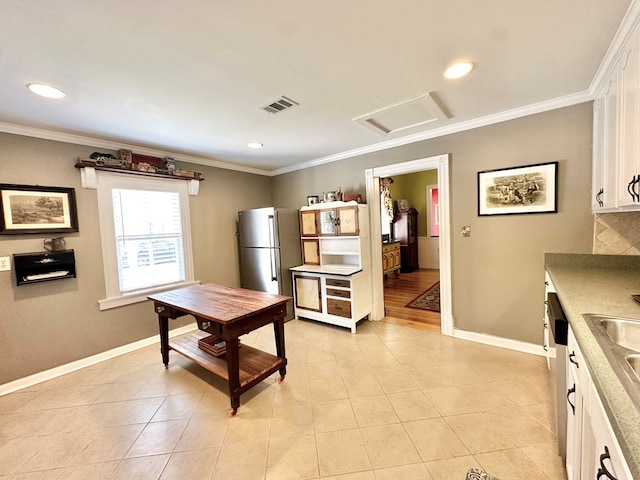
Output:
[{"left": 14, "top": 250, "right": 76, "bottom": 286}]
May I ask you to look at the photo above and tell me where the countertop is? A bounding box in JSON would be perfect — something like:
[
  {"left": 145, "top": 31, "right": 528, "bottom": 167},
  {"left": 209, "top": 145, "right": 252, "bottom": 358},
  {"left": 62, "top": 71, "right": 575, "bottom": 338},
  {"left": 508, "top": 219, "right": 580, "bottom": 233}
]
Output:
[
  {"left": 545, "top": 253, "right": 640, "bottom": 479},
  {"left": 290, "top": 264, "right": 363, "bottom": 276}
]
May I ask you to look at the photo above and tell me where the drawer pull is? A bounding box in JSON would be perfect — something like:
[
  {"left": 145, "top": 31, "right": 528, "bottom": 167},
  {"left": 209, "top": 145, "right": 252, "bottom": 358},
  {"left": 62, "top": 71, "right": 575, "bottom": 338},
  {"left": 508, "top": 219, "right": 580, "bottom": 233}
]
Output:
[
  {"left": 569, "top": 352, "right": 579, "bottom": 368},
  {"left": 596, "top": 446, "right": 617, "bottom": 480},
  {"left": 567, "top": 385, "right": 576, "bottom": 415},
  {"left": 201, "top": 321, "right": 211, "bottom": 330}
]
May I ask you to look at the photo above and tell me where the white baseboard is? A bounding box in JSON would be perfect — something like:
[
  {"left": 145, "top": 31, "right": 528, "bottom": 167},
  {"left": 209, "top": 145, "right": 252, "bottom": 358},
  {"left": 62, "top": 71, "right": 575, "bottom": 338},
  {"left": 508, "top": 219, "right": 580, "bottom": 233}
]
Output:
[
  {"left": 0, "top": 323, "right": 198, "bottom": 397},
  {"left": 452, "top": 328, "right": 547, "bottom": 357}
]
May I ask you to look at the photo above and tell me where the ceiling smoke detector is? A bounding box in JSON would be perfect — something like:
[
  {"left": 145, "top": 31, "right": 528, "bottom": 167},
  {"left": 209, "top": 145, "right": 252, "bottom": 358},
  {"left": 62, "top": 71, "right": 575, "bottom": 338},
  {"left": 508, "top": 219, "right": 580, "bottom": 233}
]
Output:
[{"left": 260, "top": 95, "right": 299, "bottom": 114}]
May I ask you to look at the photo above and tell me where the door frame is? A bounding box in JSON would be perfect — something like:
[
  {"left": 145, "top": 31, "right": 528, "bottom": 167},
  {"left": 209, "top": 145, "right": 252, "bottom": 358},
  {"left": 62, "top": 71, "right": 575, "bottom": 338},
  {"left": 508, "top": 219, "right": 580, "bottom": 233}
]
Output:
[{"left": 365, "top": 153, "right": 452, "bottom": 336}]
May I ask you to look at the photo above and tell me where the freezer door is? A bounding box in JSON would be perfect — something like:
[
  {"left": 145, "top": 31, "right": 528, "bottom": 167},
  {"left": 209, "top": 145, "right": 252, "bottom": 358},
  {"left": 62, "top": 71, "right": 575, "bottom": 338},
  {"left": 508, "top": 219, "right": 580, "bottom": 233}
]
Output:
[
  {"left": 237, "top": 207, "right": 277, "bottom": 248},
  {"left": 239, "top": 247, "right": 281, "bottom": 294}
]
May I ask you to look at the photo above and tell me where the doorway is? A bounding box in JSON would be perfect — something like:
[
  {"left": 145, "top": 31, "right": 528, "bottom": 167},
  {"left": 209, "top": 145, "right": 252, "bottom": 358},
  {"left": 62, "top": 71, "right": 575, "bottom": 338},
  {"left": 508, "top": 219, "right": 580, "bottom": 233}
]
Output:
[{"left": 365, "top": 154, "right": 452, "bottom": 336}]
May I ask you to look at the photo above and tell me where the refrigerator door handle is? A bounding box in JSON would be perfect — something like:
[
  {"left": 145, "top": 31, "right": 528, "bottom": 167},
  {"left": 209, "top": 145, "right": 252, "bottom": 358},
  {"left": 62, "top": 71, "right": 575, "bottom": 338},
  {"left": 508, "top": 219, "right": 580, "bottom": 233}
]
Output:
[
  {"left": 268, "top": 215, "right": 276, "bottom": 248},
  {"left": 268, "top": 215, "right": 277, "bottom": 281}
]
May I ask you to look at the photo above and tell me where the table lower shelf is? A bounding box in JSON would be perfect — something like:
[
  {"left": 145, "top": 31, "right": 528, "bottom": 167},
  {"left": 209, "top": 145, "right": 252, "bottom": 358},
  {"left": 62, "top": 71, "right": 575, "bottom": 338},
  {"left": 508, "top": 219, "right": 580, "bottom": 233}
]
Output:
[{"left": 170, "top": 332, "right": 285, "bottom": 387}]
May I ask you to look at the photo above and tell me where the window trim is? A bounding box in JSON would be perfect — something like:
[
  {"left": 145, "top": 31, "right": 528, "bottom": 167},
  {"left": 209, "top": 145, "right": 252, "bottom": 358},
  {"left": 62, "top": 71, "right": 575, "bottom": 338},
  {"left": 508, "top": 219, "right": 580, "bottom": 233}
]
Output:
[{"left": 96, "top": 171, "right": 196, "bottom": 310}]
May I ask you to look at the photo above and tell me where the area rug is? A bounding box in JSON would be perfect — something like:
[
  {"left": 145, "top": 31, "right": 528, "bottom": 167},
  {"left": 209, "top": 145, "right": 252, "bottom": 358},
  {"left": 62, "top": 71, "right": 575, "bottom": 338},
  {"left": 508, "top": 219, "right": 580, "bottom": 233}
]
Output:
[
  {"left": 465, "top": 468, "right": 500, "bottom": 480},
  {"left": 405, "top": 281, "right": 440, "bottom": 312}
]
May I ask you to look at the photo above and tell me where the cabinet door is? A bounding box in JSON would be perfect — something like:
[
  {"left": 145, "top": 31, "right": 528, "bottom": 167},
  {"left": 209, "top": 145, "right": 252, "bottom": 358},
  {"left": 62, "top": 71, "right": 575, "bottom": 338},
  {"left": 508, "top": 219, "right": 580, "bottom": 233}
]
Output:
[
  {"left": 294, "top": 275, "right": 322, "bottom": 312},
  {"left": 616, "top": 27, "right": 640, "bottom": 208},
  {"left": 336, "top": 206, "right": 359, "bottom": 235},
  {"left": 319, "top": 209, "right": 337, "bottom": 235},
  {"left": 582, "top": 382, "right": 634, "bottom": 480},
  {"left": 566, "top": 332, "right": 584, "bottom": 480},
  {"left": 301, "top": 239, "right": 320, "bottom": 265},
  {"left": 300, "top": 210, "right": 319, "bottom": 236}
]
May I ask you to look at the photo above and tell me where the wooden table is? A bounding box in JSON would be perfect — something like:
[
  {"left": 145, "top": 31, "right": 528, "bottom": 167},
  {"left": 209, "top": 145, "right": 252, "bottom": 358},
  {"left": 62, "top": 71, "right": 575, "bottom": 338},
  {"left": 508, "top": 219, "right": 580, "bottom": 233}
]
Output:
[{"left": 148, "top": 283, "right": 290, "bottom": 415}]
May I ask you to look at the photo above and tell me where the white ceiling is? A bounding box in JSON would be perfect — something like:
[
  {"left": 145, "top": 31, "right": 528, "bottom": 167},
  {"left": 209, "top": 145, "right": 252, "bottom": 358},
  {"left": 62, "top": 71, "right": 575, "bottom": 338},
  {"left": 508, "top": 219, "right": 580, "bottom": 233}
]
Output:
[{"left": 1, "top": 0, "right": 634, "bottom": 175}]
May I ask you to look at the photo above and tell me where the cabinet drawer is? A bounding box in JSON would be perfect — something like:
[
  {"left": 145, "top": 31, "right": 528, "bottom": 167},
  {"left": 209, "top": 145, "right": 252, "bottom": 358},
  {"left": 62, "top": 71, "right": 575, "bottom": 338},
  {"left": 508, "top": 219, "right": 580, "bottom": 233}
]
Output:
[
  {"left": 326, "top": 278, "right": 350, "bottom": 288},
  {"left": 326, "top": 288, "right": 351, "bottom": 299},
  {"left": 327, "top": 298, "right": 351, "bottom": 318}
]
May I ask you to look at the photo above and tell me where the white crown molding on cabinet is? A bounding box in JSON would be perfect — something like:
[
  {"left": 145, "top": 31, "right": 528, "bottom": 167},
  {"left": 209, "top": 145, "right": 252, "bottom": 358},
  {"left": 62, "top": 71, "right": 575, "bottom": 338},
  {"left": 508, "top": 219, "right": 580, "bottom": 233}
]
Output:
[{"left": 590, "top": 0, "right": 640, "bottom": 96}]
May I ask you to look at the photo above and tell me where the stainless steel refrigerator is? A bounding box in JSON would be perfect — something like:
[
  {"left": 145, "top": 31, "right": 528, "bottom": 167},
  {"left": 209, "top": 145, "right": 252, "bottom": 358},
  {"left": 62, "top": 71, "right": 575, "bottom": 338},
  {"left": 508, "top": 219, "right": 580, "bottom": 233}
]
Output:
[{"left": 237, "top": 207, "right": 301, "bottom": 318}]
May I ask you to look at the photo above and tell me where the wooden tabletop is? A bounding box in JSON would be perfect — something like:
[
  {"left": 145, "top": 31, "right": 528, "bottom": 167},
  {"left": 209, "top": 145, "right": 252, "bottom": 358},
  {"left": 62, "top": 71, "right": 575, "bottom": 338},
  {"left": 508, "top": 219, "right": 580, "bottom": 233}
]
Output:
[{"left": 148, "top": 283, "right": 291, "bottom": 324}]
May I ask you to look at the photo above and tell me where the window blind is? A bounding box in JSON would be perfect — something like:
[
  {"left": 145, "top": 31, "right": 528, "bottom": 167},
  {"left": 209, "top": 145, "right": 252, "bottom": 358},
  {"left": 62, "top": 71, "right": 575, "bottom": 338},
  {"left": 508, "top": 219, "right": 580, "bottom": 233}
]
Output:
[{"left": 112, "top": 188, "right": 185, "bottom": 292}]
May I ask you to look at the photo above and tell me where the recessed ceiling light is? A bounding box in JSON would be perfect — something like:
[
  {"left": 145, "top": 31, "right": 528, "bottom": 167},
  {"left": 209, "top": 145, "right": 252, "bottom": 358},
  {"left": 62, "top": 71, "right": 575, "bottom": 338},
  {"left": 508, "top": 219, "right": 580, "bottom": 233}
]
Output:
[
  {"left": 443, "top": 61, "right": 474, "bottom": 79},
  {"left": 247, "top": 142, "right": 263, "bottom": 149},
  {"left": 26, "top": 83, "right": 66, "bottom": 99}
]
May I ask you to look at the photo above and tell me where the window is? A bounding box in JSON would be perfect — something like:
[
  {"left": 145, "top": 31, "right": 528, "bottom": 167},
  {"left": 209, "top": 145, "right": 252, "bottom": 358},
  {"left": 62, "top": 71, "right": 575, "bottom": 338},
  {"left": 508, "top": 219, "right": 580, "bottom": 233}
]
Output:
[{"left": 96, "top": 172, "right": 195, "bottom": 310}]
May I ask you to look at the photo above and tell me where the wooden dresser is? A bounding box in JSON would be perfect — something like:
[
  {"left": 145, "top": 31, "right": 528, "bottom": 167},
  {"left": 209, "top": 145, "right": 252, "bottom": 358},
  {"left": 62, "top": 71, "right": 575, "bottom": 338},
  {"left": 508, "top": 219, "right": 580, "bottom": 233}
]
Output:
[{"left": 382, "top": 241, "right": 401, "bottom": 277}]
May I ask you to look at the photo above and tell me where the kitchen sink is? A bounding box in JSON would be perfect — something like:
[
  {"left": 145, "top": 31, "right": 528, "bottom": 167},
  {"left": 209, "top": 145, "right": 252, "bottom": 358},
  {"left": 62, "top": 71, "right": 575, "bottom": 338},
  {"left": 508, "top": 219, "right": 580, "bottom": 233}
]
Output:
[
  {"left": 600, "top": 318, "right": 640, "bottom": 352},
  {"left": 627, "top": 354, "right": 640, "bottom": 380},
  {"left": 583, "top": 314, "right": 640, "bottom": 411}
]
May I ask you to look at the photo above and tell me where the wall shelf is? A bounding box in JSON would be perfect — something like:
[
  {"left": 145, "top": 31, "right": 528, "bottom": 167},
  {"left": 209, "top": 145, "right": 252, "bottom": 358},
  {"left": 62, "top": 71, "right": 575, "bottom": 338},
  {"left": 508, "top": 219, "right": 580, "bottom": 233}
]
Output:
[
  {"left": 14, "top": 250, "right": 76, "bottom": 286},
  {"left": 74, "top": 163, "right": 204, "bottom": 181}
]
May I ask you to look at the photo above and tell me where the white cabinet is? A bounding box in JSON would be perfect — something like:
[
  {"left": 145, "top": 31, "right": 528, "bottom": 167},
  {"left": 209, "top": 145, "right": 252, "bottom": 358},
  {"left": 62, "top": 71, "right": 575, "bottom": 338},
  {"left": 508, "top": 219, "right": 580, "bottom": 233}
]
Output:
[
  {"left": 616, "top": 26, "right": 640, "bottom": 208},
  {"left": 593, "top": 22, "right": 640, "bottom": 212},
  {"left": 592, "top": 77, "right": 619, "bottom": 211},
  {"left": 291, "top": 201, "right": 372, "bottom": 333},
  {"left": 565, "top": 328, "right": 586, "bottom": 480},
  {"left": 292, "top": 272, "right": 371, "bottom": 333},
  {"left": 543, "top": 273, "right": 556, "bottom": 370},
  {"left": 581, "top": 381, "right": 634, "bottom": 480},
  {"left": 564, "top": 326, "right": 633, "bottom": 480}
]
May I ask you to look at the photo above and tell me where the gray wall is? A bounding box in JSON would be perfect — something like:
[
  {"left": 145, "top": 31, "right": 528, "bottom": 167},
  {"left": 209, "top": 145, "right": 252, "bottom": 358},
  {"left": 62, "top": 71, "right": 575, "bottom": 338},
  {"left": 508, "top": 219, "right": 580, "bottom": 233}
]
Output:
[
  {"left": 0, "top": 102, "right": 595, "bottom": 384},
  {"left": 0, "top": 133, "right": 272, "bottom": 384},
  {"left": 273, "top": 103, "right": 595, "bottom": 343}
]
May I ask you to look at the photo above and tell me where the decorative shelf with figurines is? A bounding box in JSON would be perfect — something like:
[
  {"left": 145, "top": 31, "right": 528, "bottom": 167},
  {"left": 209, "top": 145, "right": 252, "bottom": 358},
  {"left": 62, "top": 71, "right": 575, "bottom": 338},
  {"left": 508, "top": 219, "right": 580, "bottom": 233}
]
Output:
[{"left": 75, "top": 149, "right": 203, "bottom": 181}]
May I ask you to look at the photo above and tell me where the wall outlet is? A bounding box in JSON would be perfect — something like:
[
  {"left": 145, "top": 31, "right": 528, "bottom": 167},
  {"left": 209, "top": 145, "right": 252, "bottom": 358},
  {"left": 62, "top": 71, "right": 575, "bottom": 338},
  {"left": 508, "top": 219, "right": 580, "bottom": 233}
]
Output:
[{"left": 0, "top": 256, "right": 10, "bottom": 271}]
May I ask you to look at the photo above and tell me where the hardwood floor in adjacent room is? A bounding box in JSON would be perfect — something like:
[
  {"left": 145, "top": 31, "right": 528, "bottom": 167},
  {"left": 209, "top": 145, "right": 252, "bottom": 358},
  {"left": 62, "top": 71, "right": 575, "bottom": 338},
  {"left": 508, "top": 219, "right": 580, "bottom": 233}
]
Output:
[{"left": 383, "top": 268, "right": 441, "bottom": 331}]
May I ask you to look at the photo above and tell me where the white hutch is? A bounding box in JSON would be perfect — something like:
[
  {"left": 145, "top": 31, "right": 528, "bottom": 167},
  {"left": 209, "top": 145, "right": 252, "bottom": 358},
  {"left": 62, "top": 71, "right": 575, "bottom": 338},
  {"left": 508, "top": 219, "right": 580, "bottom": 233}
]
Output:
[{"left": 290, "top": 201, "right": 372, "bottom": 333}]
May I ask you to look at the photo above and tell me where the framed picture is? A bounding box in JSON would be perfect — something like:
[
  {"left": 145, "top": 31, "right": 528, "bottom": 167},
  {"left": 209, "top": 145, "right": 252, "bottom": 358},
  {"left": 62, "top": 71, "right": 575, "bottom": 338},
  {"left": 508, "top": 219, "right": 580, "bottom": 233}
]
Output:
[
  {"left": 478, "top": 161, "right": 558, "bottom": 216},
  {"left": 0, "top": 184, "right": 79, "bottom": 234}
]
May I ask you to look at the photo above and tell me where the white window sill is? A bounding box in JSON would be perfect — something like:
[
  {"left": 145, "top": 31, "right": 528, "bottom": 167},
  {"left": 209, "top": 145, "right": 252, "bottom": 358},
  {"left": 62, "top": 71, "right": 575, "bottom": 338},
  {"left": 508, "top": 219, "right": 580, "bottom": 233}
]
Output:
[{"left": 99, "top": 280, "right": 200, "bottom": 311}]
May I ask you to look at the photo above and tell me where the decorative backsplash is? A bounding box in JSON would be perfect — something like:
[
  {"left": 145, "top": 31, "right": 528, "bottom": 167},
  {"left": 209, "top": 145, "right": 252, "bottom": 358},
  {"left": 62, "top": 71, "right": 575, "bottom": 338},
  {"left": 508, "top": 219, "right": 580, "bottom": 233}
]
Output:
[{"left": 594, "top": 212, "right": 640, "bottom": 255}]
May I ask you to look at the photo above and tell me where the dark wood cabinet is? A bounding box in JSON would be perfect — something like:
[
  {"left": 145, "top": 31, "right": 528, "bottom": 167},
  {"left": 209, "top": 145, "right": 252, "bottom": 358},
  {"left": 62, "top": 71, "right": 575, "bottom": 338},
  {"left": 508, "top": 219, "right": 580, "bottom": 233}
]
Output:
[{"left": 393, "top": 208, "right": 419, "bottom": 273}]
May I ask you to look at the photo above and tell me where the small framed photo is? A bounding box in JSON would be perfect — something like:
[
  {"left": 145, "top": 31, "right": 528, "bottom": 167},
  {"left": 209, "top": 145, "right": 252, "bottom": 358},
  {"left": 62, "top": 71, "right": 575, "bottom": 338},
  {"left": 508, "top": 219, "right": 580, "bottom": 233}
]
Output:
[
  {"left": 478, "top": 161, "right": 558, "bottom": 216},
  {"left": 0, "top": 184, "right": 79, "bottom": 234}
]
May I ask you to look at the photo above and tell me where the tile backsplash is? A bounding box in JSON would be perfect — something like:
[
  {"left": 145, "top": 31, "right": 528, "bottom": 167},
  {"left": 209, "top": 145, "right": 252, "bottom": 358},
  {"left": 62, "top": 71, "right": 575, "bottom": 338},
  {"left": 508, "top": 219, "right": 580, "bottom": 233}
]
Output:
[{"left": 594, "top": 212, "right": 640, "bottom": 255}]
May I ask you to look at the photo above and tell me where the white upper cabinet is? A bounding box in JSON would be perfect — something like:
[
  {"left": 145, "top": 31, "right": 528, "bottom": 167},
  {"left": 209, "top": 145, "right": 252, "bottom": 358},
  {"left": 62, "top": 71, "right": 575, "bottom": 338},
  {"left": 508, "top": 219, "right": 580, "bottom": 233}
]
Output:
[
  {"left": 593, "top": 21, "right": 640, "bottom": 212},
  {"left": 616, "top": 26, "right": 640, "bottom": 208},
  {"left": 592, "top": 76, "right": 619, "bottom": 211}
]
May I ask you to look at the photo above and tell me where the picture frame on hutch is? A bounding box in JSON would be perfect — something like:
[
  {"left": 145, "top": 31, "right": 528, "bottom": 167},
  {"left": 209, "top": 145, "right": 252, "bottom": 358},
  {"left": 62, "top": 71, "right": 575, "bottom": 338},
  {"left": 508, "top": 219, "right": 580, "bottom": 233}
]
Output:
[
  {"left": 0, "top": 184, "right": 79, "bottom": 234},
  {"left": 477, "top": 161, "right": 558, "bottom": 216}
]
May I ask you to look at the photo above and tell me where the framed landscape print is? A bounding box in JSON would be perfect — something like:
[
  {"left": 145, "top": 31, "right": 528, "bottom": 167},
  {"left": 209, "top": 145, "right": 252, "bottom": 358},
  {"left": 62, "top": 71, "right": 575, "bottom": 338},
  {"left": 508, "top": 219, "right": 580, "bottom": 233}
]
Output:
[
  {"left": 477, "top": 161, "right": 558, "bottom": 216},
  {"left": 0, "top": 184, "right": 79, "bottom": 234}
]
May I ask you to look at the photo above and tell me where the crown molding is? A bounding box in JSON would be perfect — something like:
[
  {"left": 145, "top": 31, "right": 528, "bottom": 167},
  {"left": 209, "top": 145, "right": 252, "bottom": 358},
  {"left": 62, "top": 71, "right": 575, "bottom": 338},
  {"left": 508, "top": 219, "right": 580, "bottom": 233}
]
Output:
[
  {"left": 0, "top": 122, "right": 271, "bottom": 177},
  {"left": 1, "top": 88, "right": 593, "bottom": 179},
  {"left": 590, "top": 0, "right": 640, "bottom": 96},
  {"left": 271, "top": 90, "right": 593, "bottom": 176}
]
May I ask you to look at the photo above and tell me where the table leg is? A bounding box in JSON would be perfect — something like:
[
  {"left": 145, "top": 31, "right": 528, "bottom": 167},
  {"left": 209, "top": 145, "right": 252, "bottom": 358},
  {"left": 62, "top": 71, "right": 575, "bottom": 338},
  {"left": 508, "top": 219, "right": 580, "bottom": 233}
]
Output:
[
  {"left": 158, "top": 315, "right": 169, "bottom": 367},
  {"left": 273, "top": 318, "right": 287, "bottom": 380},
  {"left": 225, "top": 337, "right": 241, "bottom": 415}
]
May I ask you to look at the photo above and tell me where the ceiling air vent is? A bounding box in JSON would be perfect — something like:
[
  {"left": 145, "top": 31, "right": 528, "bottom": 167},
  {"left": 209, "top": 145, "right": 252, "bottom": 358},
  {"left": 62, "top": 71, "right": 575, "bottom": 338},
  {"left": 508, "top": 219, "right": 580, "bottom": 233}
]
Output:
[
  {"left": 353, "top": 92, "right": 450, "bottom": 137},
  {"left": 260, "top": 96, "right": 299, "bottom": 114}
]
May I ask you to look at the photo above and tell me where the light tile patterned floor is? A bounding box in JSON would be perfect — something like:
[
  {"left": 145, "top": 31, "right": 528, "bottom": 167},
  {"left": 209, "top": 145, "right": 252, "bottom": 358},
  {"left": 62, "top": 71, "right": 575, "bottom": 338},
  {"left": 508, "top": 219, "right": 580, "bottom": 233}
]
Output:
[{"left": 0, "top": 319, "right": 567, "bottom": 480}]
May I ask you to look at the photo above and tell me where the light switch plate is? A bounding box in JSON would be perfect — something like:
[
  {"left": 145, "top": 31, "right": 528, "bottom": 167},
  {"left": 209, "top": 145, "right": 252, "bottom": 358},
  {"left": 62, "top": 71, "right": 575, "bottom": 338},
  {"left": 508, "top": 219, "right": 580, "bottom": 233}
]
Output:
[{"left": 0, "top": 256, "right": 10, "bottom": 271}]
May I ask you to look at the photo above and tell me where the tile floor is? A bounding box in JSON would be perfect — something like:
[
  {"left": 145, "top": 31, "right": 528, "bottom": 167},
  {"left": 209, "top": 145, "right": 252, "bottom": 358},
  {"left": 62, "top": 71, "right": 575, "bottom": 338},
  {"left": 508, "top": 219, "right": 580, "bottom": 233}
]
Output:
[{"left": 0, "top": 319, "right": 567, "bottom": 480}]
